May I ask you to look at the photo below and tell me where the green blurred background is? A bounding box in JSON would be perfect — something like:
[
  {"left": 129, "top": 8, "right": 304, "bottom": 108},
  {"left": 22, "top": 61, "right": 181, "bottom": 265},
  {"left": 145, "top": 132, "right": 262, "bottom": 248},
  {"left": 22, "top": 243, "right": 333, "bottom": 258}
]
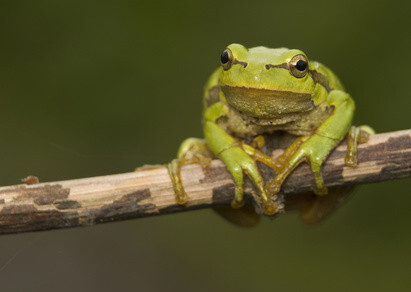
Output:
[{"left": 0, "top": 1, "right": 410, "bottom": 291}]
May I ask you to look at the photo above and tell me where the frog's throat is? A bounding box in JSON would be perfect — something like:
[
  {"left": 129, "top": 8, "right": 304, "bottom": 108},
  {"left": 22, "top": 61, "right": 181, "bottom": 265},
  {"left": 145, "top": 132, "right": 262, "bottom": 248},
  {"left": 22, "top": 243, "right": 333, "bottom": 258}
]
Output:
[{"left": 221, "top": 85, "right": 315, "bottom": 119}]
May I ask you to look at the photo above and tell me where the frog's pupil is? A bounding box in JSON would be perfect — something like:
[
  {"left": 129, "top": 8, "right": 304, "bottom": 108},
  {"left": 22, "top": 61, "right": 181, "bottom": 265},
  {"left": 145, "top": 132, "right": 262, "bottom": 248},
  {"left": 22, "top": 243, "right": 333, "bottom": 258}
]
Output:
[
  {"left": 221, "top": 51, "right": 229, "bottom": 64},
  {"left": 295, "top": 60, "right": 307, "bottom": 71}
]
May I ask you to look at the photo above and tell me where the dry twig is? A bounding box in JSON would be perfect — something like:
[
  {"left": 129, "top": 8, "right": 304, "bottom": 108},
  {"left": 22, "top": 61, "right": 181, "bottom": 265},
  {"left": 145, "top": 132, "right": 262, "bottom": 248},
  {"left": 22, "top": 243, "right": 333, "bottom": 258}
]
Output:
[{"left": 0, "top": 129, "right": 410, "bottom": 235}]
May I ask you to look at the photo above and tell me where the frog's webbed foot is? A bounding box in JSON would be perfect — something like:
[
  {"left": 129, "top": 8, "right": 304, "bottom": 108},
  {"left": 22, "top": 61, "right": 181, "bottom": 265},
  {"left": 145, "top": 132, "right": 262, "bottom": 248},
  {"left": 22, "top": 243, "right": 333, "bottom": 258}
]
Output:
[
  {"left": 345, "top": 125, "right": 375, "bottom": 167},
  {"left": 219, "top": 144, "right": 278, "bottom": 215},
  {"left": 241, "top": 135, "right": 302, "bottom": 174},
  {"left": 167, "top": 138, "right": 214, "bottom": 205},
  {"left": 266, "top": 134, "right": 338, "bottom": 197}
]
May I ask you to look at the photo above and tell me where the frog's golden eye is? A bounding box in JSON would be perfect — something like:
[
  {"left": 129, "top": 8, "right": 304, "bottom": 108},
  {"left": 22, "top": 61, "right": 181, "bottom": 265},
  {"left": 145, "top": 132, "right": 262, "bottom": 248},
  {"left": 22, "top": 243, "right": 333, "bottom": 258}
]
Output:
[
  {"left": 289, "top": 54, "right": 308, "bottom": 78},
  {"left": 220, "top": 48, "right": 234, "bottom": 70}
]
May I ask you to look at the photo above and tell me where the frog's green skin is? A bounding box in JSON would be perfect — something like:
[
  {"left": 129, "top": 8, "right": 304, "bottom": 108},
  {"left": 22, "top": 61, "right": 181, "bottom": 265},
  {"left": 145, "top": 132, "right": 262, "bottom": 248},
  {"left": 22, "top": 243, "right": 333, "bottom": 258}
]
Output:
[{"left": 168, "top": 43, "right": 370, "bottom": 216}]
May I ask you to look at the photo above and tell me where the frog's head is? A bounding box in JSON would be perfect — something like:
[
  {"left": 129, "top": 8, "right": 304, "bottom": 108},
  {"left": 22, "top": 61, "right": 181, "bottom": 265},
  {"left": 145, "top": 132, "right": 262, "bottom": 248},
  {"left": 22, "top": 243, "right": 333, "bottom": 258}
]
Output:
[{"left": 219, "top": 43, "right": 317, "bottom": 119}]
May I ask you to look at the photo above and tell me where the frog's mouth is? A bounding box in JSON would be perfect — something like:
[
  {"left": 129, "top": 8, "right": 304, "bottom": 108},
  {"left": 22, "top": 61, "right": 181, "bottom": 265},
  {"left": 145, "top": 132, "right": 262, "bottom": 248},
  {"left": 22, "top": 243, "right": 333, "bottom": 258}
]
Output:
[{"left": 221, "top": 85, "right": 315, "bottom": 119}]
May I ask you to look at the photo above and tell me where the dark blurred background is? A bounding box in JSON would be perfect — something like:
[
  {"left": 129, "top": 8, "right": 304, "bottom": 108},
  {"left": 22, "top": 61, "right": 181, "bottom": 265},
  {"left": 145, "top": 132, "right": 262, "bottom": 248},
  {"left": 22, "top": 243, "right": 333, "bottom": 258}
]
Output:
[{"left": 0, "top": 1, "right": 410, "bottom": 291}]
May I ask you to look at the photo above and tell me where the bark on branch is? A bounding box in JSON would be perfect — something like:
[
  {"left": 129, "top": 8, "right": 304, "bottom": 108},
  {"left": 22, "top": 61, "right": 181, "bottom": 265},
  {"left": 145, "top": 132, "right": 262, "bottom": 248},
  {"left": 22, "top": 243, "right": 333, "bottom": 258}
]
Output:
[{"left": 0, "top": 129, "right": 410, "bottom": 235}]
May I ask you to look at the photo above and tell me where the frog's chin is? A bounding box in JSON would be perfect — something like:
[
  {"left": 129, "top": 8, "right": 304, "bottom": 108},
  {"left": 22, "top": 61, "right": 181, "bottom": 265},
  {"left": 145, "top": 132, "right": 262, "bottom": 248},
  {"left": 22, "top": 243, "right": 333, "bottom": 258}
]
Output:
[{"left": 221, "top": 85, "right": 315, "bottom": 119}]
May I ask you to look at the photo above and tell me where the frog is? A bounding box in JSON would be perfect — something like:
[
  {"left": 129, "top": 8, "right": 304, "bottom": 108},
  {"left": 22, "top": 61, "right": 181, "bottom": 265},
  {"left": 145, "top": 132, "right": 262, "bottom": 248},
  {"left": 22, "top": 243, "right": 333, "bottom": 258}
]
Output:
[{"left": 167, "top": 43, "right": 374, "bottom": 220}]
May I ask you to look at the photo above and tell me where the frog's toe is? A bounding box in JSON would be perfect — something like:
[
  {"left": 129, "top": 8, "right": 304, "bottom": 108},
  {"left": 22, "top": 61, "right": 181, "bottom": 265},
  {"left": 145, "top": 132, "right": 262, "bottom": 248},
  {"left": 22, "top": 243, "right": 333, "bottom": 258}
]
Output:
[
  {"left": 262, "top": 200, "right": 278, "bottom": 215},
  {"left": 266, "top": 139, "right": 331, "bottom": 198},
  {"left": 218, "top": 144, "right": 283, "bottom": 215},
  {"left": 265, "top": 178, "right": 282, "bottom": 196},
  {"left": 167, "top": 159, "right": 189, "bottom": 205},
  {"left": 176, "top": 190, "right": 189, "bottom": 205},
  {"left": 345, "top": 125, "right": 376, "bottom": 167},
  {"left": 250, "top": 135, "right": 265, "bottom": 149},
  {"left": 168, "top": 138, "right": 214, "bottom": 206},
  {"left": 314, "top": 184, "right": 328, "bottom": 196},
  {"left": 265, "top": 158, "right": 303, "bottom": 196},
  {"left": 231, "top": 198, "right": 245, "bottom": 209},
  {"left": 311, "top": 162, "right": 328, "bottom": 196}
]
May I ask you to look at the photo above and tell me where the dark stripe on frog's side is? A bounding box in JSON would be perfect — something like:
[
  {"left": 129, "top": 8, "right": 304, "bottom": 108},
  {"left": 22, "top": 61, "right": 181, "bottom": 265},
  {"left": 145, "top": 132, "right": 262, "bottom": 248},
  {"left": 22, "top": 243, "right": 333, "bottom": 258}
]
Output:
[
  {"left": 265, "top": 63, "right": 288, "bottom": 70},
  {"left": 233, "top": 59, "right": 248, "bottom": 68},
  {"left": 308, "top": 69, "right": 332, "bottom": 92},
  {"left": 205, "top": 86, "right": 221, "bottom": 107}
]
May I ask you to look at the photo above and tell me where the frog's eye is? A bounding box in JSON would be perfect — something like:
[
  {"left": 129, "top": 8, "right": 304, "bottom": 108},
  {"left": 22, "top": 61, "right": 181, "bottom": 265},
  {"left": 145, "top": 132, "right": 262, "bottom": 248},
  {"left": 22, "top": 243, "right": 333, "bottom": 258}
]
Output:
[
  {"left": 220, "top": 48, "right": 234, "bottom": 70},
  {"left": 289, "top": 54, "right": 308, "bottom": 78}
]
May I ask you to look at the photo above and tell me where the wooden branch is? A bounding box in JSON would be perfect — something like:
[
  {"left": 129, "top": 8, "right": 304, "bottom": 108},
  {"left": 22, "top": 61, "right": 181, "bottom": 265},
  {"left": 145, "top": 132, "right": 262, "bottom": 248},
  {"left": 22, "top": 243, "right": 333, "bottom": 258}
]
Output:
[{"left": 0, "top": 129, "right": 410, "bottom": 235}]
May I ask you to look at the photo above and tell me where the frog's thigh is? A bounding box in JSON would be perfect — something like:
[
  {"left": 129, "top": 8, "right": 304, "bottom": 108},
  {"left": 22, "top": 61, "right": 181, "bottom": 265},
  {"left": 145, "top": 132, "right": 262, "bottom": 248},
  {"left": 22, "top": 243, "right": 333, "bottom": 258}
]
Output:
[
  {"left": 345, "top": 125, "right": 376, "bottom": 167},
  {"left": 168, "top": 138, "right": 214, "bottom": 205}
]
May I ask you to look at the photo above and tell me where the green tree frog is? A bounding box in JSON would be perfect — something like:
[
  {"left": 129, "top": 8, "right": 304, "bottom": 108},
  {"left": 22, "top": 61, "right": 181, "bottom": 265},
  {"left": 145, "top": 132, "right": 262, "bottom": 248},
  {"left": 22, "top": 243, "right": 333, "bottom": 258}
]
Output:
[{"left": 168, "top": 43, "right": 373, "bottom": 219}]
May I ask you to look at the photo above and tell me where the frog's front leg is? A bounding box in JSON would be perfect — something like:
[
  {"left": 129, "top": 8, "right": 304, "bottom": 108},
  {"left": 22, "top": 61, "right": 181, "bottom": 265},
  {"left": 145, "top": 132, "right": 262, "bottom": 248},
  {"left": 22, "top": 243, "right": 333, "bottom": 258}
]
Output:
[
  {"left": 204, "top": 103, "right": 278, "bottom": 215},
  {"left": 266, "top": 90, "right": 356, "bottom": 196},
  {"left": 168, "top": 138, "right": 214, "bottom": 204}
]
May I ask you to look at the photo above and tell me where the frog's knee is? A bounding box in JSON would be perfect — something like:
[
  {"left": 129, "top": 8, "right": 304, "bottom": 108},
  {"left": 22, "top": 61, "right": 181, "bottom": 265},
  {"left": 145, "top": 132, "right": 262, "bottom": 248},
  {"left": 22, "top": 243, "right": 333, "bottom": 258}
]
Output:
[
  {"left": 177, "top": 137, "right": 211, "bottom": 159},
  {"left": 359, "top": 125, "right": 375, "bottom": 135}
]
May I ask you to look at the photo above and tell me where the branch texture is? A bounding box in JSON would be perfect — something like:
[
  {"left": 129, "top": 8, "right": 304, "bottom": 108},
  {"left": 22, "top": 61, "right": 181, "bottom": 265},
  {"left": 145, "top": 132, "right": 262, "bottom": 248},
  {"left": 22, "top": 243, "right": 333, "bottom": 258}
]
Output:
[{"left": 0, "top": 129, "right": 410, "bottom": 235}]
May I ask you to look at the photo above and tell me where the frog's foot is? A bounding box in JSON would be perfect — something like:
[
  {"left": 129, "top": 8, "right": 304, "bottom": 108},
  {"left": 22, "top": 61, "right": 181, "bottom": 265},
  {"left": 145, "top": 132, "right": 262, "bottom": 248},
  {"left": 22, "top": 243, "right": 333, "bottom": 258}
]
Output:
[
  {"left": 345, "top": 125, "right": 376, "bottom": 167},
  {"left": 266, "top": 134, "right": 338, "bottom": 197},
  {"left": 167, "top": 138, "right": 214, "bottom": 205},
  {"left": 219, "top": 145, "right": 278, "bottom": 215},
  {"left": 241, "top": 136, "right": 307, "bottom": 174},
  {"left": 168, "top": 159, "right": 189, "bottom": 204}
]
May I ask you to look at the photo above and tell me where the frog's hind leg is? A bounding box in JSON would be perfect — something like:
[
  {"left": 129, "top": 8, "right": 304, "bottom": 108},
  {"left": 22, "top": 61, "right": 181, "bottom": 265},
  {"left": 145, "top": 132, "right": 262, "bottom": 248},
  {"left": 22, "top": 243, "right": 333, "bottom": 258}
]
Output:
[
  {"left": 345, "top": 125, "right": 375, "bottom": 167},
  {"left": 265, "top": 136, "right": 312, "bottom": 194},
  {"left": 168, "top": 138, "right": 214, "bottom": 204}
]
